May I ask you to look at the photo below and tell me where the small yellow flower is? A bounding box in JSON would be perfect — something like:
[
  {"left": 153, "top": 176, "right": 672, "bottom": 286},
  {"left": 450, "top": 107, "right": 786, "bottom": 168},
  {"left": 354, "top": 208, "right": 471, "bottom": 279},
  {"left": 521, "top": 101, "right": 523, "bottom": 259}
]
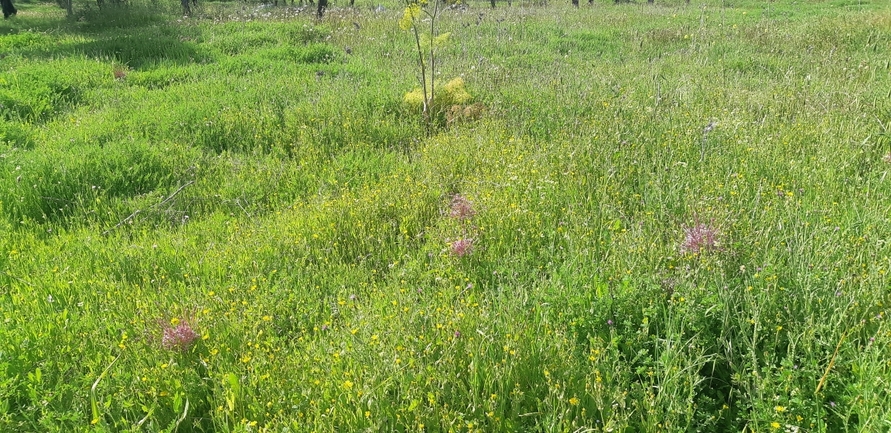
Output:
[
  {"left": 775, "top": 405, "right": 786, "bottom": 412},
  {"left": 399, "top": 4, "right": 421, "bottom": 30},
  {"left": 569, "top": 397, "right": 580, "bottom": 406},
  {"left": 771, "top": 421, "right": 781, "bottom": 429}
]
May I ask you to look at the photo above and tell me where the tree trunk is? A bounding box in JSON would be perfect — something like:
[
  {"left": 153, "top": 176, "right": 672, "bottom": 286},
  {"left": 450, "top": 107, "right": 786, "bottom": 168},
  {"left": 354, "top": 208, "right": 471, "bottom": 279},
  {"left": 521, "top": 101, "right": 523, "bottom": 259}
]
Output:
[
  {"left": 572, "top": 0, "right": 578, "bottom": 6},
  {"left": 490, "top": 0, "right": 495, "bottom": 8},
  {"left": 1, "top": 0, "right": 16, "bottom": 19},
  {"left": 316, "top": 0, "right": 326, "bottom": 17},
  {"left": 181, "top": 0, "right": 191, "bottom": 15}
]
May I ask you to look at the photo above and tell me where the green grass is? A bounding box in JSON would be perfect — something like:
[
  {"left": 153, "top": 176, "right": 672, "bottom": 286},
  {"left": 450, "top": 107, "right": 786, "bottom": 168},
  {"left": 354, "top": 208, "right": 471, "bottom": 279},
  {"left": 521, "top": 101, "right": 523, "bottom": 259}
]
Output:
[{"left": 1, "top": 0, "right": 891, "bottom": 431}]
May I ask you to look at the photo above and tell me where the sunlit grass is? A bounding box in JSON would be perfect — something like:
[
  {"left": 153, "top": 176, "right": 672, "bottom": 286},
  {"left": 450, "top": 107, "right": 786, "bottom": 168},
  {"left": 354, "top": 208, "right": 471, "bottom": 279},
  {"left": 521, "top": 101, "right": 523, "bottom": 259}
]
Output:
[{"left": 1, "top": 0, "right": 890, "bottom": 431}]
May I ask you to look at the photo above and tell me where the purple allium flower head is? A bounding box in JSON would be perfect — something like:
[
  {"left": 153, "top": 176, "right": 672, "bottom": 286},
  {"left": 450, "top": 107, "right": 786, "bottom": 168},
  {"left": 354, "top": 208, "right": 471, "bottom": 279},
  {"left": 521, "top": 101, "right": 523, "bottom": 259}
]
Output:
[
  {"left": 450, "top": 238, "right": 474, "bottom": 257},
  {"left": 449, "top": 194, "right": 476, "bottom": 220},
  {"left": 161, "top": 322, "right": 200, "bottom": 352},
  {"left": 681, "top": 219, "right": 721, "bottom": 254}
]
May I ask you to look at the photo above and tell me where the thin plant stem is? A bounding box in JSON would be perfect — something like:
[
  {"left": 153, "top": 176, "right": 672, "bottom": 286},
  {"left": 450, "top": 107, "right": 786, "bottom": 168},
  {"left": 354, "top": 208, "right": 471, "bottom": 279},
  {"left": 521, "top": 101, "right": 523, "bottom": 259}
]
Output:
[
  {"left": 410, "top": 24, "right": 429, "bottom": 134},
  {"left": 427, "top": 2, "right": 439, "bottom": 132}
]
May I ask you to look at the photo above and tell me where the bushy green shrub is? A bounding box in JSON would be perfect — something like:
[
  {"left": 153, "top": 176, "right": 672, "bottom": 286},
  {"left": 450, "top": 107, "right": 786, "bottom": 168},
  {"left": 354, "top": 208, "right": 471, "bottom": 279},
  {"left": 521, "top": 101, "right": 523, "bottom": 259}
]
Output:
[
  {"left": 404, "top": 76, "right": 471, "bottom": 109},
  {"left": 404, "top": 77, "right": 473, "bottom": 126}
]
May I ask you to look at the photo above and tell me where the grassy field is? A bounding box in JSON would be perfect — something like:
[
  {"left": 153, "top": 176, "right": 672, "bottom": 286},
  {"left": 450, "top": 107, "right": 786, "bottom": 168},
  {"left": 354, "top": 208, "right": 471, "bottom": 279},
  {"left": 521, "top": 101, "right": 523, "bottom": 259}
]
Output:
[{"left": 2, "top": 0, "right": 891, "bottom": 431}]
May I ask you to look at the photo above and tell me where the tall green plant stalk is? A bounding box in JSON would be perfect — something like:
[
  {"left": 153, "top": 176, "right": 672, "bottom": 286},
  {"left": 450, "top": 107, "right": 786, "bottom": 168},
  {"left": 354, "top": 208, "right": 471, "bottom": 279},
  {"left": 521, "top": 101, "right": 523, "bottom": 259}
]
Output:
[{"left": 400, "top": 0, "right": 448, "bottom": 135}]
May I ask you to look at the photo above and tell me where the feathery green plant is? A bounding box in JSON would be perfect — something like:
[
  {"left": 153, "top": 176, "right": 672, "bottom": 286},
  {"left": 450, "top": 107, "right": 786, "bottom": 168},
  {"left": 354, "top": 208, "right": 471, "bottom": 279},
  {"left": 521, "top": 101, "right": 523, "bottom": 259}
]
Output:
[{"left": 398, "top": 0, "right": 452, "bottom": 134}]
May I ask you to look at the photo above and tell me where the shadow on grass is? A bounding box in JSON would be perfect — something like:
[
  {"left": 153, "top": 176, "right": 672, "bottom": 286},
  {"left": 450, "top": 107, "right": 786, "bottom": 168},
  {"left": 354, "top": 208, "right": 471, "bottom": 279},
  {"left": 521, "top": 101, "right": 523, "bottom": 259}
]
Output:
[{"left": 2, "top": 2, "right": 211, "bottom": 68}]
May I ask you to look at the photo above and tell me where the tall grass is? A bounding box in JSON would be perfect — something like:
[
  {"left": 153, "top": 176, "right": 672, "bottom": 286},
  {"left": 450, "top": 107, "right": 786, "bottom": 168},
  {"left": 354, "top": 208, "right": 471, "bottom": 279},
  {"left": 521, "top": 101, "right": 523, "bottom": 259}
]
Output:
[{"left": 1, "top": 0, "right": 890, "bottom": 431}]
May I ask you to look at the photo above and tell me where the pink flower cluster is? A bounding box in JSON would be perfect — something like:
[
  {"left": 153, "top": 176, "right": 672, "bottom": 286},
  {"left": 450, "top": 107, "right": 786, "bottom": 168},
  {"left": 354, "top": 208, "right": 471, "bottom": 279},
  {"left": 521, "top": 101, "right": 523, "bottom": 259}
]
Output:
[
  {"left": 450, "top": 238, "right": 474, "bottom": 257},
  {"left": 449, "top": 194, "right": 476, "bottom": 220},
  {"left": 447, "top": 194, "right": 477, "bottom": 257},
  {"left": 161, "top": 322, "right": 200, "bottom": 352},
  {"left": 681, "top": 221, "right": 720, "bottom": 254}
]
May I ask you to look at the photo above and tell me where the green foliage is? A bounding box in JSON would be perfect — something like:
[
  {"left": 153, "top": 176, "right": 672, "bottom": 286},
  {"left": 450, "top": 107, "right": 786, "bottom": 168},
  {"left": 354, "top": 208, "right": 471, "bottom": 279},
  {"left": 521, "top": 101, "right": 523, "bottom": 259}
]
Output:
[
  {"left": 0, "top": 122, "right": 34, "bottom": 148},
  {"left": 1, "top": 1, "right": 891, "bottom": 432},
  {"left": 403, "top": 76, "right": 473, "bottom": 123},
  {"left": 398, "top": 0, "right": 455, "bottom": 134},
  {"left": 0, "top": 59, "right": 105, "bottom": 123}
]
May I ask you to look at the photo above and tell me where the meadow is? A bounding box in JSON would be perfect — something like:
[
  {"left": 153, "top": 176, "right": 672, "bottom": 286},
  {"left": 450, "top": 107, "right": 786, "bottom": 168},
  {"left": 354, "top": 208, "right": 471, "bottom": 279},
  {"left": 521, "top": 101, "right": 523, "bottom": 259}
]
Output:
[{"left": 1, "top": 0, "right": 890, "bottom": 431}]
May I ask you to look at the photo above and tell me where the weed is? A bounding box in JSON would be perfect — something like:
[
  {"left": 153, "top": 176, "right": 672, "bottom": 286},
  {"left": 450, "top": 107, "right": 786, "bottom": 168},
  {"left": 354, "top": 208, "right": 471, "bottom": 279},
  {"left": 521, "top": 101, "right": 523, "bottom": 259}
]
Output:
[
  {"left": 160, "top": 319, "right": 200, "bottom": 352},
  {"left": 681, "top": 218, "right": 721, "bottom": 254},
  {"left": 449, "top": 237, "right": 474, "bottom": 256},
  {"left": 398, "top": 0, "right": 455, "bottom": 134}
]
